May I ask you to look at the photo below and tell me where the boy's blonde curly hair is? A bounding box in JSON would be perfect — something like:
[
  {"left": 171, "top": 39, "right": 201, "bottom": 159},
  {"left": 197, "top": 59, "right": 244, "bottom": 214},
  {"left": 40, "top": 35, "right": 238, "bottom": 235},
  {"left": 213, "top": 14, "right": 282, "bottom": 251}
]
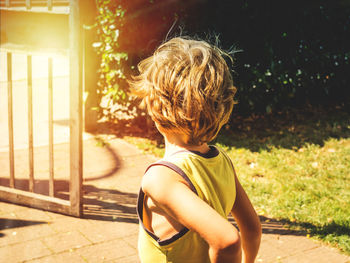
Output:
[{"left": 130, "top": 37, "right": 237, "bottom": 145}]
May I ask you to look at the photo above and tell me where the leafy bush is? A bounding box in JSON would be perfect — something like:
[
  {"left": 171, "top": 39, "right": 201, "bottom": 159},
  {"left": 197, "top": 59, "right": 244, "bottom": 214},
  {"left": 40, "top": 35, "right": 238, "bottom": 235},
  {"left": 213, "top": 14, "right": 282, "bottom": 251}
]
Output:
[
  {"left": 93, "top": 0, "right": 138, "bottom": 121},
  {"left": 93, "top": 0, "right": 191, "bottom": 122},
  {"left": 200, "top": 0, "right": 350, "bottom": 114},
  {"left": 94, "top": 0, "right": 350, "bottom": 119}
]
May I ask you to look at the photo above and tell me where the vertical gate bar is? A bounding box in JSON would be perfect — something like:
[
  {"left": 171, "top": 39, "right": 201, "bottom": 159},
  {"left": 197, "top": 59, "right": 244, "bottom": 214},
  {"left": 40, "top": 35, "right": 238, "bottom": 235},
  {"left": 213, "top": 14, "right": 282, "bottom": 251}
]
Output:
[
  {"left": 48, "top": 57, "right": 54, "bottom": 197},
  {"left": 7, "top": 52, "right": 15, "bottom": 188},
  {"left": 48, "top": 0, "right": 53, "bottom": 11},
  {"left": 5, "top": 0, "right": 10, "bottom": 7},
  {"left": 69, "top": 0, "right": 83, "bottom": 217},
  {"left": 82, "top": 0, "right": 99, "bottom": 133},
  {"left": 26, "top": 0, "right": 31, "bottom": 10},
  {"left": 27, "top": 55, "right": 34, "bottom": 192}
]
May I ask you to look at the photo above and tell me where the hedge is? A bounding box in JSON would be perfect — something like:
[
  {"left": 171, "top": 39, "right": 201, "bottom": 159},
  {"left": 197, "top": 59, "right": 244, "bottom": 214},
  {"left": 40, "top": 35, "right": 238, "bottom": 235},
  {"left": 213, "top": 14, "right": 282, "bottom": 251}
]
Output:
[
  {"left": 94, "top": 0, "right": 350, "bottom": 118},
  {"left": 197, "top": 0, "right": 350, "bottom": 114}
]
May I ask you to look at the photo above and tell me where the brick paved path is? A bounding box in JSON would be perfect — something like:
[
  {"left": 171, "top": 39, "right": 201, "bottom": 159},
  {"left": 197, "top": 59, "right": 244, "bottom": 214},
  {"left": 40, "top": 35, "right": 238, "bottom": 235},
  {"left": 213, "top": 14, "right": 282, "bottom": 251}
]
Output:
[{"left": 0, "top": 138, "right": 349, "bottom": 263}]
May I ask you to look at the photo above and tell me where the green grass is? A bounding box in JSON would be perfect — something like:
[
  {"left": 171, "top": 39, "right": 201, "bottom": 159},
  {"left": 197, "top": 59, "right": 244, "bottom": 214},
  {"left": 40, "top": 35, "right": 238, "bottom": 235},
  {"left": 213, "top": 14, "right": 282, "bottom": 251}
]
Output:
[
  {"left": 221, "top": 139, "right": 350, "bottom": 254},
  {"left": 124, "top": 106, "right": 350, "bottom": 255}
]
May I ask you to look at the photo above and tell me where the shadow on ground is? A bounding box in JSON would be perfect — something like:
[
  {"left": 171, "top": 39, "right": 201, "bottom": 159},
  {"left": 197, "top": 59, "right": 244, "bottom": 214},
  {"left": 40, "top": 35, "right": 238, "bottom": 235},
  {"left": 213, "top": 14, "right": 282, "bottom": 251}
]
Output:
[
  {"left": 0, "top": 135, "right": 139, "bottom": 223},
  {"left": 0, "top": 137, "right": 137, "bottom": 223},
  {"left": 228, "top": 215, "right": 307, "bottom": 236},
  {"left": 82, "top": 185, "right": 138, "bottom": 223},
  {"left": 0, "top": 218, "right": 47, "bottom": 230},
  {"left": 0, "top": 178, "right": 138, "bottom": 224},
  {"left": 231, "top": 215, "right": 350, "bottom": 242},
  {"left": 0, "top": 218, "right": 47, "bottom": 239}
]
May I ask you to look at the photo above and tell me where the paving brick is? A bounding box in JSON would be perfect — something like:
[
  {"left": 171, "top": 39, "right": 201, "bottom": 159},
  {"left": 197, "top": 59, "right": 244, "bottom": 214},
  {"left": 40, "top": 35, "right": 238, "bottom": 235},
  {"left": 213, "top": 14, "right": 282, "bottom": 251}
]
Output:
[
  {"left": 0, "top": 210, "right": 18, "bottom": 223},
  {"left": 0, "top": 211, "right": 18, "bottom": 234},
  {"left": 15, "top": 207, "right": 53, "bottom": 222},
  {"left": 283, "top": 246, "right": 350, "bottom": 263},
  {"left": 44, "top": 210, "right": 70, "bottom": 220},
  {"left": 83, "top": 195, "right": 138, "bottom": 224},
  {"left": 25, "top": 250, "right": 85, "bottom": 263},
  {"left": 0, "top": 239, "right": 52, "bottom": 263},
  {"left": 0, "top": 201, "right": 30, "bottom": 214},
  {"left": 48, "top": 216, "right": 93, "bottom": 233},
  {"left": 110, "top": 254, "right": 140, "bottom": 263},
  {"left": 258, "top": 237, "right": 286, "bottom": 263},
  {"left": 41, "top": 230, "right": 91, "bottom": 253},
  {"left": 122, "top": 233, "right": 138, "bottom": 250},
  {"left": 276, "top": 235, "right": 319, "bottom": 256},
  {"left": 0, "top": 222, "right": 54, "bottom": 247},
  {"left": 81, "top": 221, "right": 138, "bottom": 244},
  {"left": 260, "top": 234, "right": 319, "bottom": 259},
  {"left": 76, "top": 239, "right": 136, "bottom": 263}
]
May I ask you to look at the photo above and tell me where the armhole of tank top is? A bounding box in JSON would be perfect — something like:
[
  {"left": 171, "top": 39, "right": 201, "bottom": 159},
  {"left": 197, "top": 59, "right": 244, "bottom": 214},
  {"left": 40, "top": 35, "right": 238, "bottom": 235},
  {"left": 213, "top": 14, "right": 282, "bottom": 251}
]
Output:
[
  {"left": 136, "top": 161, "right": 198, "bottom": 246},
  {"left": 217, "top": 148, "right": 238, "bottom": 216},
  {"left": 217, "top": 147, "right": 236, "bottom": 174}
]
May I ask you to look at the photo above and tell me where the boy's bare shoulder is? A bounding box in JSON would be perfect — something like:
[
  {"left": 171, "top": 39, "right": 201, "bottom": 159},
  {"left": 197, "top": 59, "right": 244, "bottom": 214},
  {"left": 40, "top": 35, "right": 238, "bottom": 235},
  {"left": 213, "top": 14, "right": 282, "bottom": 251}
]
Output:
[{"left": 142, "top": 164, "right": 188, "bottom": 198}]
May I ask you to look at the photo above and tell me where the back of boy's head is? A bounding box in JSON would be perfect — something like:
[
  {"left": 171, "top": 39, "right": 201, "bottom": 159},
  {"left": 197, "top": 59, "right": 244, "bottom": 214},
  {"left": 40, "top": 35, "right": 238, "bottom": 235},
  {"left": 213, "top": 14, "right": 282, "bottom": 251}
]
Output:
[{"left": 130, "top": 37, "right": 237, "bottom": 145}]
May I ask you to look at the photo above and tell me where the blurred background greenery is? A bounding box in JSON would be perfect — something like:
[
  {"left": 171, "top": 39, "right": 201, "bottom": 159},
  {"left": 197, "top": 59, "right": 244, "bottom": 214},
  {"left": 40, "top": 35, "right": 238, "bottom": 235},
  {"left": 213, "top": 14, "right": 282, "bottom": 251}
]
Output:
[{"left": 93, "top": 0, "right": 350, "bottom": 119}]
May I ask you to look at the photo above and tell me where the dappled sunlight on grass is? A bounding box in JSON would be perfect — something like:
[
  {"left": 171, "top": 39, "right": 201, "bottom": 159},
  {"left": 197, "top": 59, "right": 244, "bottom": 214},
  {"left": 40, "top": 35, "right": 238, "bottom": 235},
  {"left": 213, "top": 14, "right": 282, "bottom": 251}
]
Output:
[{"left": 224, "top": 137, "right": 350, "bottom": 253}]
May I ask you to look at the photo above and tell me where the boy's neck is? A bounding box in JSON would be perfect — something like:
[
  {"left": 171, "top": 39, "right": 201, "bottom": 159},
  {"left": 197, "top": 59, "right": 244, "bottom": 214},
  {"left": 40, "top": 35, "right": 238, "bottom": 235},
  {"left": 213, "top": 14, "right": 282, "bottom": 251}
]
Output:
[{"left": 163, "top": 132, "right": 210, "bottom": 157}]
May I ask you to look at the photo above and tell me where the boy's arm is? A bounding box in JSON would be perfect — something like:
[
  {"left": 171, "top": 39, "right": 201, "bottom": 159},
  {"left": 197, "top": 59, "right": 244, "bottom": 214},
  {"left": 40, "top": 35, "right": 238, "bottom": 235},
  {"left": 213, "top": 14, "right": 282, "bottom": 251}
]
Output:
[
  {"left": 231, "top": 174, "right": 262, "bottom": 263},
  {"left": 142, "top": 165, "right": 242, "bottom": 263}
]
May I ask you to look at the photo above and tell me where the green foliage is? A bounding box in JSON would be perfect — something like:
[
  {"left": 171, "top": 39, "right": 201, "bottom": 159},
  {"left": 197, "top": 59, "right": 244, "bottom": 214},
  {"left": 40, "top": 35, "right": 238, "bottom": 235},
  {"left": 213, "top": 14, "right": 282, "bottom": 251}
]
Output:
[
  {"left": 94, "top": 0, "right": 137, "bottom": 120},
  {"left": 200, "top": 0, "right": 350, "bottom": 114},
  {"left": 93, "top": 0, "right": 350, "bottom": 119},
  {"left": 219, "top": 109, "right": 350, "bottom": 254},
  {"left": 224, "top": 138, "right": 350, "bottom": 254}
]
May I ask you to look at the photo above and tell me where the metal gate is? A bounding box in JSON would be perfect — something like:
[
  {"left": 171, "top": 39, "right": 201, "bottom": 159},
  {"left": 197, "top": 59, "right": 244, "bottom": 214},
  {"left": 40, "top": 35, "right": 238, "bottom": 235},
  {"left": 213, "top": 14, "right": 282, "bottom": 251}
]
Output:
[{"left": 0, "top": 0, "right": 83, "bottom": 217}]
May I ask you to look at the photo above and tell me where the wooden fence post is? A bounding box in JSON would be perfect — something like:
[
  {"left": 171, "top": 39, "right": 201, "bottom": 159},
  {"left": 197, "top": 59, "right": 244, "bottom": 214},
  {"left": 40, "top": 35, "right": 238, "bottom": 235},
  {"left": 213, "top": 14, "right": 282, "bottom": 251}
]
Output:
[
  {"left": 82, "top": 0, "right": 99, "bottom": 133},
  {"left": 69, "top": 0, "right": 83, "bottom": 217}
]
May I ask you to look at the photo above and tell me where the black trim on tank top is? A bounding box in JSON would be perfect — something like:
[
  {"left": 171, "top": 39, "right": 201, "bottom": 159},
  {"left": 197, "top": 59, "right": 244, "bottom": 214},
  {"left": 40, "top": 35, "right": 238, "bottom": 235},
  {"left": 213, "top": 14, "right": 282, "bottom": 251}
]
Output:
[
  {"left": 137, "top": 161, "right": 198, "bottom": 246},
  {"left": 189, "top": 145, "right": 219, "bottom": 158},
  {"left": 168, "top": 145, "right": 219, "bottom": 159}
]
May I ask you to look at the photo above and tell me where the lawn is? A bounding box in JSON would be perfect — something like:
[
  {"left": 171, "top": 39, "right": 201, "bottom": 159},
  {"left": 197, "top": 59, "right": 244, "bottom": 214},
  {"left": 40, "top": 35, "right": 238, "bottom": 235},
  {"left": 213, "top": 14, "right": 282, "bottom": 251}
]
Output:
[{"left": 124, "top": 106, "right": 350, "bottom": 255}]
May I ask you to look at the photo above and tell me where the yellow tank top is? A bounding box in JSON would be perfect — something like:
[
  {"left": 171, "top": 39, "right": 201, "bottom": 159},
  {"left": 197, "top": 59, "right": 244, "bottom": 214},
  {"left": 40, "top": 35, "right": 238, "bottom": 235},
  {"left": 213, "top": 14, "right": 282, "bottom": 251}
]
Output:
[{"left": 137, "top": 145, "right": 236, "bottom": 263}]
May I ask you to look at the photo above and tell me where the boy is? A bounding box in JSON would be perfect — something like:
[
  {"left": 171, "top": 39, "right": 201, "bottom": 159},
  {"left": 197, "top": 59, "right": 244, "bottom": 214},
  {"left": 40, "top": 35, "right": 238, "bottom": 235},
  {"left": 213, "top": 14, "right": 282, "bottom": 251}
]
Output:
[{"left": 130, "top": 37, "right": 261, "bottom": 263}]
